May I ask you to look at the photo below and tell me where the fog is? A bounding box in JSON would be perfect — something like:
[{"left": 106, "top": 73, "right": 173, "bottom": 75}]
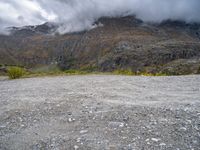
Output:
[{"left": 0, "top": 0, "right": 200, "bottom": 34}]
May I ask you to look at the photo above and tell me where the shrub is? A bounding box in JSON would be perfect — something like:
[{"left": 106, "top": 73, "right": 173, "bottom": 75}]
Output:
[{"left": 7, "top": 66, "right": 25, "bottom": 79}]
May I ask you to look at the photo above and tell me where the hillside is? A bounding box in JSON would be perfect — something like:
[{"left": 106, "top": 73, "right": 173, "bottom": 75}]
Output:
[{"left": 0, "top": 16, "right": 200, "bottom": 75}]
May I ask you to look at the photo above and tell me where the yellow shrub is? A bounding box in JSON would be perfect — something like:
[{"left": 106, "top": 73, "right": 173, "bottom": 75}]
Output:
[{"left": 7, "top": 67, "right": 25, "bottom": 79}]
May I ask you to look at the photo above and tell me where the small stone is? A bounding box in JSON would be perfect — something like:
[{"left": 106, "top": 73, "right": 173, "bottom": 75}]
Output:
[
  {"left": 119, "top": 123, "right": 125, "bottom": 128},
  {"left": 68, "top": 118, "right": 75, "bottom": 122},
  {"left": 123, "top": 117, "right": 129, "bottom": 122},
  {"left": 74, "top": 145, "right": 79, "bottom": 150},
  {"left": 108, "top": 122, "right": 125, "bottom": 128},
  {"left": 145, "top": 139, "right": 150, "bottom": 142},
  {"left": 77, "top": 138, "right": 81, "bottom": 143},
  {"left": 0, "top": 125, "right": 6, "bottom": 128},
  {"left": 80, "top": 130, "right": 88, "bottom": 134},
  {"left": 160, "top": 143, "right": 166, "bottom": 146},
  {"left": 151, "top": 138, "right": 160, "bottom": 142},
  {"left": 179, "top": 127, "right": 187, "bottom": 131},
  {"left": 186, "top": 120, "right": 192, "bottom": 124},
  {"left": 68, "top": 112, "right": 72, "bottom": 115},
  {"left": 109, "top": 145, "right": 117, "bottom": 149}
]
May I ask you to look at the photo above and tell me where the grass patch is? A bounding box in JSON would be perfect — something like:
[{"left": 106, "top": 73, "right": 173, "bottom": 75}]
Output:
[
  {"left": 5, "top": 65, "right": 169, "bottom": 79},
  {"left": 7, "top": 66, "right": 26, "bottom": 79},
  {"left": 113, "top": 69, "right": 167, "bottom": 76},
  {"left": 65, "top": 69, "right": 89, "bottom": 75},
  {"left": 139, "top": 72, "right": 168, "bottom": 76}
]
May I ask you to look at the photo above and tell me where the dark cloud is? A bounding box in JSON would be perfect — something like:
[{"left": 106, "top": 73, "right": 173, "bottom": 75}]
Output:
[{"left": 0, "top": 0, "right": 200, "bottom": 34}]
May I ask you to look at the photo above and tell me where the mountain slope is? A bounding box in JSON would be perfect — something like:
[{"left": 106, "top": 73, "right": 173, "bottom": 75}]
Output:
[{"left": 0, "top": 16, "right": 200, "bottom": 74}]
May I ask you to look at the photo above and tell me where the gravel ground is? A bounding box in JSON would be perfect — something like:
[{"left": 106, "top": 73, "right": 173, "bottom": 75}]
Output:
[{"left": 0, "top": 75, "right": 200, "bottom": 150}]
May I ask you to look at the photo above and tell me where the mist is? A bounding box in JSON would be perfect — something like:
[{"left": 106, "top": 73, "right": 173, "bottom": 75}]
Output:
[{"left": 0, "top": 0, "right": 200, "bottom": 34}]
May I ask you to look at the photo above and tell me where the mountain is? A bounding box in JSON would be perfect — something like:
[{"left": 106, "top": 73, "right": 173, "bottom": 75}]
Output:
[{"left": 0, "top": 16, "right": 200, "bottom": 75}]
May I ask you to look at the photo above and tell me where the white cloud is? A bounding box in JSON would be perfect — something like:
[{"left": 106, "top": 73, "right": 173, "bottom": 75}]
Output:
[{"left": 0, "top": 0, "right": 200, "bottom": 34}]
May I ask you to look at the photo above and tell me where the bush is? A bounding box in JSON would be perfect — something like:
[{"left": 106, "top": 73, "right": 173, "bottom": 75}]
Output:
[{"left": 7, "top": 67, "right": 25, "bottom": 79}]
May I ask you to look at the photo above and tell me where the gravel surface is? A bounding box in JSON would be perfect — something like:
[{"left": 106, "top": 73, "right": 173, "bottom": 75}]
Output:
[{"left": 0, "top": 75, "right": 200, "bottom": 150}]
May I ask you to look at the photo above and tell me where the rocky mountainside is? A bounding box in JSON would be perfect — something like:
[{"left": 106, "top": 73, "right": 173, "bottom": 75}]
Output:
[{"left": 0, "top": 16, "right": 200, "bottom": 74}]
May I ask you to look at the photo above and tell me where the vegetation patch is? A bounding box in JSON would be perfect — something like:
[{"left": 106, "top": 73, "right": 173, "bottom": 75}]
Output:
[
  {"left": 113, "top": 69, "right": 167, "bottom": 76},
  {"left": 4, "top": 65, "right": 171, "bottom": 79},
  {"left": 65, "top": 69, "right": 89, "bottom": 75},
  {"left": 113, "top": 69, "right": 135, "bottom": 76},
  {"left": 7, "top": 66, "right": 26, "bottom": 79}
]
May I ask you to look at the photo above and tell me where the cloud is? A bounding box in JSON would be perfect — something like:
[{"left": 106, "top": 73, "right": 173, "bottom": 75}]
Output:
[{"left": 0, "top": 0, "right": 200, "bottom": 34}]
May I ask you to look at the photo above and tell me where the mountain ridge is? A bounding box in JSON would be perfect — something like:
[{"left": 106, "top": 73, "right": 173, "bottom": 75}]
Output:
[{"left": 1, "top": 16, "right": 200, "bottom": 75}]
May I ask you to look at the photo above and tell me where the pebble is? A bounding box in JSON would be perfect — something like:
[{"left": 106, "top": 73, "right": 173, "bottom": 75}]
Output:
[
  {"left": 145, "top": 139, "right": 150, "bottom": 142},
  {"left": 108, "top": 122, "right": 125, "bottom": 128},
  {"left": 151, "top": 138, "right": 160, "bottom": 142},
  {"left": 160, "top": 143, "right": 166, "bottom": 146},
  {"left": 179, "top": 127, "right": 187, "bottom": 131},
  {"left": 0, "top": 125, "right": 6, "bottom": 128},
  {"left": 74, "top": 145, "right": 79, "bottom": 150},
  {"left": 119, "top": 123, "right": 125, "bottom": 128},
  {"left": 80, "top": 130, "right": 88, "bottom": 134},
  {"left": 68, "top": 118, "right": 75, "bottom": 122},
  {"left": 77, "top": 138, "right": 81, "bottom": 143}
]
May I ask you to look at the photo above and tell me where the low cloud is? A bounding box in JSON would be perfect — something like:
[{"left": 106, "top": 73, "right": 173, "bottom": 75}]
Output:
[{"left": 0, "top": 0, "right": 200, "bottom": 34}]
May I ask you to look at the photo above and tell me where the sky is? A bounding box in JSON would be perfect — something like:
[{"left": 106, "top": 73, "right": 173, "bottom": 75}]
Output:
[{"left": 0, "top": 0, "right": 200, "bottom": 34}]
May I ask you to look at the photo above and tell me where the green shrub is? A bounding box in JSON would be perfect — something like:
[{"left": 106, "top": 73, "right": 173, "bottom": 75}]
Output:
[{"left": 7, "top": 67, "right": 25, "bottom": 79}]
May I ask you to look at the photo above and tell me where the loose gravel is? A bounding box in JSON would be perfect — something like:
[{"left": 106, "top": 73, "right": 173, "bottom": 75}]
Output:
[{"left": 0, "top": 75, "right": 200, "bottom": 150}]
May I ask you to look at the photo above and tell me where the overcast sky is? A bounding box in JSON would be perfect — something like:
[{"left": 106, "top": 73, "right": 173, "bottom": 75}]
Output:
[{"left": 0, "top": 0, "right": 200, "bottom": 34}]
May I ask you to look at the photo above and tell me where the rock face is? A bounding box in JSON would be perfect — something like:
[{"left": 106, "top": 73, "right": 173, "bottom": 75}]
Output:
[{"left": 0, "top": 16, "right": 200, "bottom": 74}]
